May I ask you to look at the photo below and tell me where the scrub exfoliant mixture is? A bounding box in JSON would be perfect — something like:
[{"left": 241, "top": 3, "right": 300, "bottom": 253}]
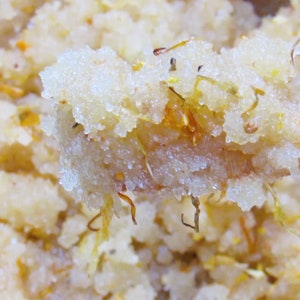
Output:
[{"left": 1, "top": 0, "right": 300, "bottom": 299}]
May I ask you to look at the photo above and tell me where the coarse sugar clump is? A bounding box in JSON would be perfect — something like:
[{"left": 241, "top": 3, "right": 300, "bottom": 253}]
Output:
[{"left": 41, "top": 34, "right": 300, "bottom": 211}]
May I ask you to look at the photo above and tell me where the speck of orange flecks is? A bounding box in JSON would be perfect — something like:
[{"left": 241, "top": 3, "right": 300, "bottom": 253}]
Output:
[
  {"left": 86, "top": 17, "right": 93, "bottom": 25},
  {"left": 115, "top": 172, "right": 125, "bottom": 181},
  {"left": 16, "top": 40, "right": 29, "bottom": 51},
  {"left": 19, "top": 110, "right": 40, "bottom": 127},
  {"left": 59, "top": 99, "right": 67, "bottom": 104}
]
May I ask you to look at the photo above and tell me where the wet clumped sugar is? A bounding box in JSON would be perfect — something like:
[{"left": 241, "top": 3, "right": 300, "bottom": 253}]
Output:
[
  {"left": 3, "top": 0, "right": 300, "bottom": 299},
  {"left": 41, "top": 34, "right": 300, "bottom": 211}
]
